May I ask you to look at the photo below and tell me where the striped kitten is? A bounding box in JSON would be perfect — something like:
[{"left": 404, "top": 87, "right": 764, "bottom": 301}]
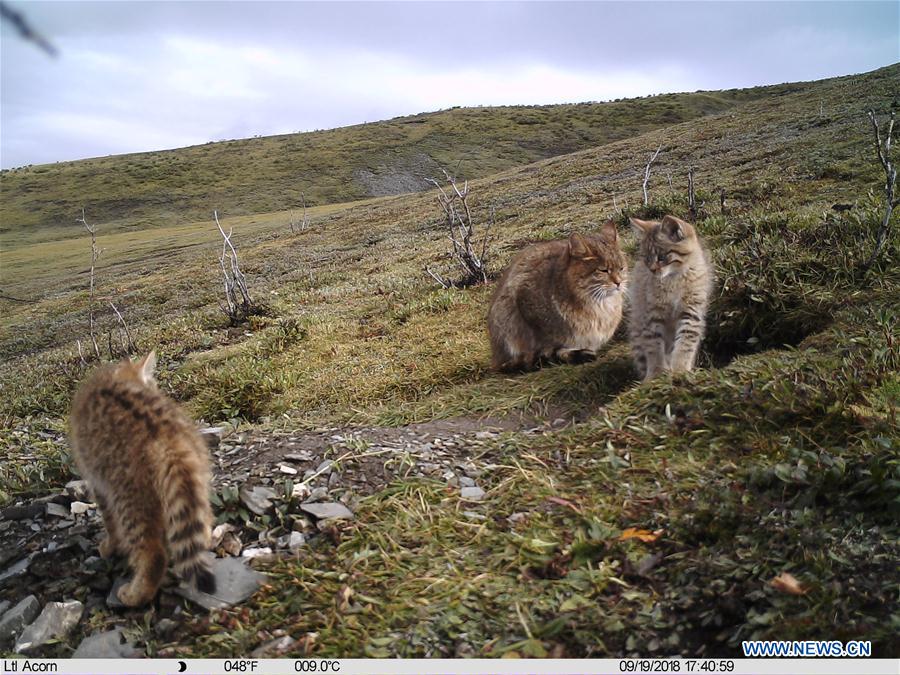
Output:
[
  {"left": 69, "top": 351, "right": 216, "bottom": 606},
  {"left": 628, "top": 215, "right": 713, "bottom": 380},
  {"left": 488, "top": 222, "right": 627, "bottom": 371}
]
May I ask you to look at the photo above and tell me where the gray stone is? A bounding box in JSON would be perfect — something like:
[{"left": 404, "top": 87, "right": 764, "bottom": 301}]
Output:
[
  {"left": 175, "top": 555, "right": 265, "bottom": 610},
  {"left": 239, "top": 486, "right": 277, "bottom": 515},
  {"left": 458, "top": 476, "right": 476, "bottom": 488},
  {"left": 65, "top": 480, "right": 91, "bottom": 501},
  {"left": 304, "top": 487, "right": 328, "bottom": 502},
  {"left": 300, "top": 502, "right": 354, "bottom": 521},
  {"left": 0, "top": 601, "right": 9, "bottom": 618},
  {"left": 72, "top": 629, "right": 140, "bottom": 658},
  {"left": 251, "top": 635, "right": 295, "bottom": 657},
  {"left": 1, "top": 503, "right": 44, "bottom": 520},
  {"left": 14, "top": 600, "right": 84, "bottom": 654},
  {"left": 315, "top": 460, "right": 333, "bottom": 475},
  {"left": 0, "top": 595, "right": 40, "bottom": 647},
  {"left": 106, "top": 578, "right": 129, "bottom": 609},
  {"left": 0, "top": 555, "right": 35, "bottom": 588},
  {"left": 460, "top": 486, "right": 486, "bottom": 501},
  {"left": 45, "top": 502, "right": 69, "bottom": 518},
  {"left": 200, "top": 427, "right": 225, "bottom": 449},
  {"left": 277, "top": 463, "right": 298, "bottom": 475},
  {"left": 288, "top": 532, "right": 306, "bottom": 549},
  {"left": 284, "top": 451, "right": 312, "bottom": 462}
]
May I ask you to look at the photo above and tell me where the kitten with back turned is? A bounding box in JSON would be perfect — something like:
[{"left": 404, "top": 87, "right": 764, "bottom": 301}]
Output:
[
  {"left": 69, "top": 351, "right": 216, "bottom": 607},
  {"left": 487, "top": 221, "right": 627, "bottom": 371},
  {"left": 628, "top": 215, "right": 713, "bottom": 380}
]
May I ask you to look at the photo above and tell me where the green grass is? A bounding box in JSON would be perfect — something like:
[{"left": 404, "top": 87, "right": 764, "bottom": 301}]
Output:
[
  {"left": 1, "top": 77, "right": 820, "bottom": 246},
  {"left": 0, "top": 63, "right": 898, "bottom": 657}
]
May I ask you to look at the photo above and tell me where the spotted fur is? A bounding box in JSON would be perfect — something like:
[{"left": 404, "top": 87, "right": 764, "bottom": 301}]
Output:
[
  {"left": 487, "top": 221, "right": 627, "bottom": 371},
  {"left": 69, "top": 351, "right": 216, "bottom": 606},
  {"left": 628, "top": 215, "right": 713, "bottom": 381}
]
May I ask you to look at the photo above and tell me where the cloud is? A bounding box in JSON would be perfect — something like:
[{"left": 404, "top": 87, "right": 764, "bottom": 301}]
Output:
[{"left": 1, "top": 1, "right": 897, "bottom": 167}]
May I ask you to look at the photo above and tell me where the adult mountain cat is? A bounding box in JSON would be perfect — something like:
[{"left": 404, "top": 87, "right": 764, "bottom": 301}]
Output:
[
  {"left": 69, "top": 351, "right": 216, "bottom": 607},
  {"left": 628, "top": 215, "right": 713, "bottom": 380},
  {"left": 488, "top": 221, "right": 627, "bottom": 371}
]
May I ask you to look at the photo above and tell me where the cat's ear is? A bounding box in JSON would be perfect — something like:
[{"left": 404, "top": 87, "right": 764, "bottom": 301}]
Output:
[
  {"left": 660, "top": 215, "right": 693, "bottom": 242},
  {"left": 136, "top": 350, "right": 157, "bottom": 385},
  {"left": 629, "top": 217, "right": 655, "bottom": 237},
  {"left": 599, "top": 220, "right": 619, "bottom": 242},
  {"left": 568, "top": 232, "right": 591, "bottom": 258}
]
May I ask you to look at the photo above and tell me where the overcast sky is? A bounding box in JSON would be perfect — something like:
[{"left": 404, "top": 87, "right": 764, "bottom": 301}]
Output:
[{"left": 1, "top": 1, "right": 897, "bottom": 168}]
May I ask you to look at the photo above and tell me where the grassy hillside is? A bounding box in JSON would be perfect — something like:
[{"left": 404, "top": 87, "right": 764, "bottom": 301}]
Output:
[
  {"left": 0, "top": 79, "right": 814, "bottom": 246},
  {"left": 0, "top": 63, "right": 897, "bottom": 658}
]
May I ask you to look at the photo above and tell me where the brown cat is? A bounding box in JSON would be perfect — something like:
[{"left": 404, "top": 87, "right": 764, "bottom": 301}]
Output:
[
  {"left": 487, "top": 221, "right": 627, "bottom": 371},
  {"left": 628, "top": 215, "right": 713, "bottom": 380},
  {"left": 69, "top": 351, "right": 216, "bottom": 606}
]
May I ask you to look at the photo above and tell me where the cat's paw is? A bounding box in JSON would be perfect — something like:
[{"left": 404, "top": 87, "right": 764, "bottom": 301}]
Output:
[{"left": 117, "top": 580, "right": 153, "bottom": 607}]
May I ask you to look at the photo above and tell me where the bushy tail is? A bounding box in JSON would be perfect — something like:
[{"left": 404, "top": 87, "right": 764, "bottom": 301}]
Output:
[{"left": 162, "top": 443, "right": 217, "bottom": 595}]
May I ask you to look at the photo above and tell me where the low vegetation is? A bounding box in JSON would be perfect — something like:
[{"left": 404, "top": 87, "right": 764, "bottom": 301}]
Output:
[{"left": 0, "top": 64, "right": 897, "bottom": 657}]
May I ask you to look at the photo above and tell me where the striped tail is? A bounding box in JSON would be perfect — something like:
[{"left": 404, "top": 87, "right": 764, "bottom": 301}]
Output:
[{"left": 162, "top": 445, "right": 217, "bottom": 595}]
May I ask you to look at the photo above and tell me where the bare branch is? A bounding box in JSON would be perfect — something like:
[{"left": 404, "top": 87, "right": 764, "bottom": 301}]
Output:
[
  {"left": 687, "top": 166, "right": 696, "bottom": 220},
  {"left": 863, "top": 109, "right": 897, "bottom": 272},
  {"left": 642, "top": 144, "right": 663, "bottom": 207},
  {"left": 424, "top": 170, "right": 491, "bottom": 287},
  {"left": 215, "top": 210, "right": 256, "bottom": 324},
  {"left": 76, "top": 208, "right": 102, "bottom": 360},
  {"left": 107, "top": 300, "right": 136, "bottom": 355}
]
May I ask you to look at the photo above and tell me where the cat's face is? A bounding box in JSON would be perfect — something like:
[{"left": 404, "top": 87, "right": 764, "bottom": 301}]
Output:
[
  {"left": 630, "top": 215, "right": 698, "bottom": 278},
  {"left": 566, "top": 222, "right": 627, "bottom": 300}
]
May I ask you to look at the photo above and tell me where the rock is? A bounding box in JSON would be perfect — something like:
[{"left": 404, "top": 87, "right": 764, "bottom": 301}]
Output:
[
  {"left": 251, "top": 635, "right": 296, "bottom": 657},
  {"left": 239, "top": 486, "right": 277, "bottom": 516},
  {"left": 65, "top": 480, "right": 91, "bottom": 501},
  {"left": 278, "top": 463, "right": 298, "bottom": 475},
  {"left": 304, "top": 487, "right": 328, "bottom": 502},
  {"left": 241, "top": 547, "right": 273, "bottom": 559},
  {"left": 460, "top": 486, "right": 486, "bottom": 501},
  {"left": 508, "top": 512, "right": 528, "bottom": 524},
  {"left": 315, "top": 460, "right": 333, "bottom": 475},
  {"left": 0, "top": 601, "right": 9, "bottom": 618},
  {"left": 292, "top": 517, "right": 313, "bottom": 532},
  {"left": 14, "top": 600, "right": 84, "bottom": 654},
  {"left": 45, "top": 503, "right": 69, "bottom": 518},
  {"left": 175, "top": 555, "right": 265, "bottom": 610},
  {"left": 221, "top": 533, "right": 242, "bottom": 557},
  {"left": 300, "top": 502, "right": 354, "bottom": 521},
  {"left": 475, "top": 430, "right": 497, "bottom": 440},
  {"left": 70, "top": 501, "right": 93, "bottom": 515},
  {"left": 211, "top": 523, "right": 236, "bottom": 548},
  {"left": 0, "top": 554, "right": 35, "bottom": 588},
  {"left": 284, "top": 451, "right": 312, "bottom": 462},
  {"left": 291, "top": 483, "right": 311, "bottom": 500},
  {"left": 458, "top": 476, "right": 476, "bottom": 488},
  {"left": 0, "top": 595, "right": 40, "bottom": 647},
  {"left": 1, "top": 503, "right": 44, "bottom": 520},
  {"left": 72, "top": 628, "right": 140, "bottom": 658},
  {"left": 288, "top": 532, "right": 305, "bottom": 549},
  {"left": 155, "top": 618, "right": 178, "bottom": 640},
  {"left": 200, "top": 427, "right": 225, "bottom": 449},
  {"left": 106, "top": 578, "right": 128, "bottom": 609}
]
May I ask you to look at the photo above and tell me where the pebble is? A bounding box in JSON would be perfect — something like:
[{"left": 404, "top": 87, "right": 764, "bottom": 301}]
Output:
[
  {"left": 460, "top": 486, "right": 486, "bottom": 501},
  {"left": 278, "top": 464, "right": 298, "bottom": 475},
  {"left": 300, "top": 502, "right": 354, "bottom": 521},
  {"left": 241, "top": 547, "right": 273, "bottom": 559},
  {"left": 45, "top": 503, "right": 69, "bottom": 519}
]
